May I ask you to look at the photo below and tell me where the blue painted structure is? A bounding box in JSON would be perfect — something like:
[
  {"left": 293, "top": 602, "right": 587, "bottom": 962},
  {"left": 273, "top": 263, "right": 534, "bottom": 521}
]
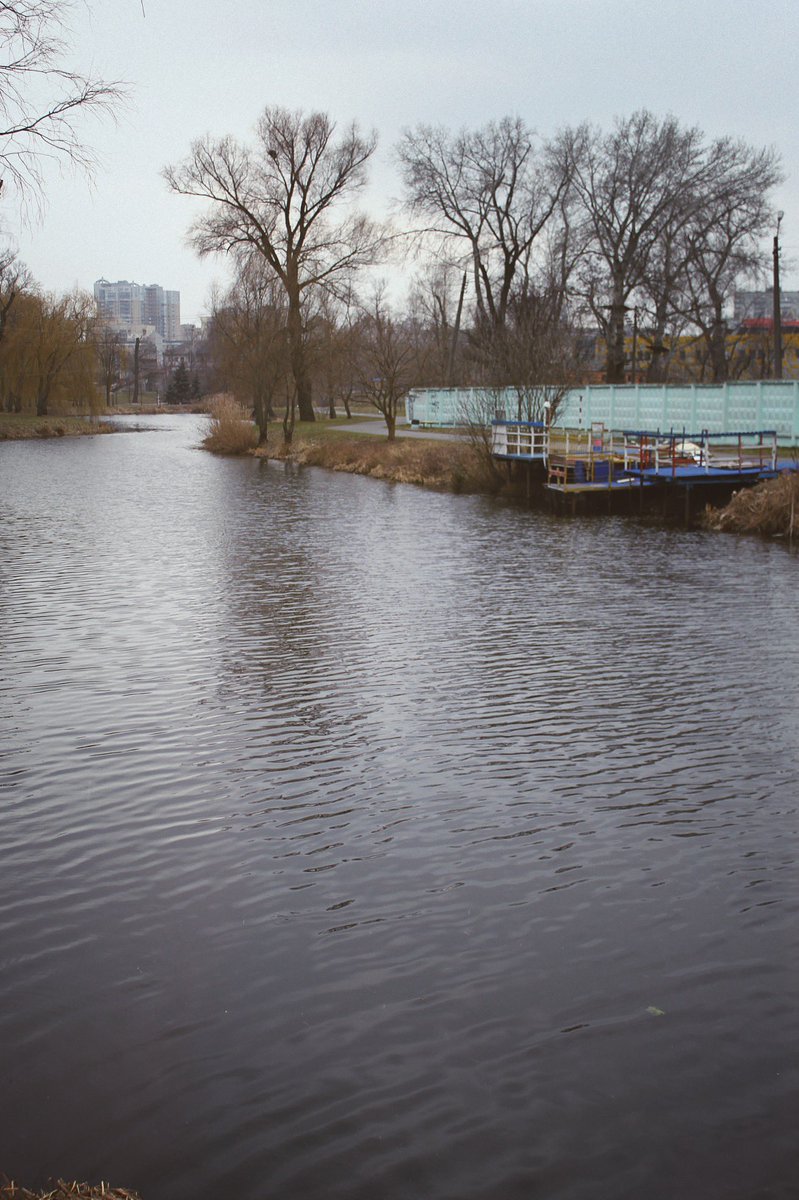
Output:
[
  {"left": 407, "top": 382, "right": 799, "bottom": 444},
  {"left": 491, "top": 420, "right": 793, "bottom": 495}
]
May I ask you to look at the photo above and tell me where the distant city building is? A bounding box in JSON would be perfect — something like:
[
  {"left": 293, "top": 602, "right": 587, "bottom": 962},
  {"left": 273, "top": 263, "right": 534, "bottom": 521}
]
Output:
[
  {"left": 734, "top": 288, "right": 799, "bottom": 323},
  {"left": 94, "top": 279, "right": 181, "bottom": 341}
]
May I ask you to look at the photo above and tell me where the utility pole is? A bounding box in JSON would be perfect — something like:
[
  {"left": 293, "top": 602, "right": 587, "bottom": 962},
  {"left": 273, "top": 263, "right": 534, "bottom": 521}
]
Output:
[{"left": 773, "top": 211, "right": 784, "bottom": 380}]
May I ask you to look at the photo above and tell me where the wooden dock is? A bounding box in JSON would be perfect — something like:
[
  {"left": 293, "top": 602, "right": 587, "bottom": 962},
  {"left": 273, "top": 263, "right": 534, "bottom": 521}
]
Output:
[{"left": 492, "top": 420, "right": 794, "bottom": 518}]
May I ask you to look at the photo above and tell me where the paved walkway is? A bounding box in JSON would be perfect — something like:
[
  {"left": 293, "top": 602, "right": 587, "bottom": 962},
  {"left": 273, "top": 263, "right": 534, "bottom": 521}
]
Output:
[{"left": 342, "top": 415, "right": 460, "bottom": 441}]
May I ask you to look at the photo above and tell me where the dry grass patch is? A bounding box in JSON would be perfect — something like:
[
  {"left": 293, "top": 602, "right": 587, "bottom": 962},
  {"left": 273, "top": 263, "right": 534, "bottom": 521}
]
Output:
[
  {"left": 202, "top": 396, "right": 258, "bottom": 454},
  {"left": 0, "top": 415, "right": 117, "bottom": 440},
  {"left": 0, "top": 1181, "right": 140, "bottom": 1200},
  {"left": 703, "top": 470, "right": 799, "bottom": 538},
  {"left": 263, "top": 432, "right": 495, "bottom": 493}
]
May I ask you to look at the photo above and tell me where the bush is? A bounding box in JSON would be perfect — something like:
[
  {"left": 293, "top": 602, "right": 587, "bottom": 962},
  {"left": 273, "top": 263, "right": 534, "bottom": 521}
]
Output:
[
  {"left": 202, "top": 396, "right": 258, "bottom": 454},
  {"left": 703, "top": 470, "right": 799, "bottom": 538}
]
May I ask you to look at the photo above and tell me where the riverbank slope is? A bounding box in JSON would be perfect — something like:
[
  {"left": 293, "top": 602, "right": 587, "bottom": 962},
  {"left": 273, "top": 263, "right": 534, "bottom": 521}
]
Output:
[
  {"left": 0, "top": 414, "right": 121, "bottom": 440},
  {"left": 256, "top": 424, "right": 495, "bottom": 494}
]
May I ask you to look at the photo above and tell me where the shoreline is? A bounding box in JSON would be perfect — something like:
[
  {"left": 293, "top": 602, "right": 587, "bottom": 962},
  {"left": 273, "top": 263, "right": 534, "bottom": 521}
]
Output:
[
  {"left": 252, "top": 427, "right": 799, "bottom": 541},
  {"left": 0, "top": 414, "right": 122, "bottom": 441},
  {"left": 0, "top": 405, "right": 208, "bottom": 441},
  {"left": 5, "top": 409, "right": 796, "bottom": 541}
]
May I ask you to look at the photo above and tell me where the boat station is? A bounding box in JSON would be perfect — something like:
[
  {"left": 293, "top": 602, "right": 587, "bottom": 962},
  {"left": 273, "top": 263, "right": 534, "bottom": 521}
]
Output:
[
  {"left": 491, "top": 420, "right": 790, "bottom": 517},
  {"left": 407, "top": 382, "right": 798, "bottom": 518}
]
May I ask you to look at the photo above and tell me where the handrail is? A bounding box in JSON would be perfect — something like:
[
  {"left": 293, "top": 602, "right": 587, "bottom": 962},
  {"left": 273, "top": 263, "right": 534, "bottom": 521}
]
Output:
[{"left": 491, "top": 421, "right": 780, "bottom": 480}]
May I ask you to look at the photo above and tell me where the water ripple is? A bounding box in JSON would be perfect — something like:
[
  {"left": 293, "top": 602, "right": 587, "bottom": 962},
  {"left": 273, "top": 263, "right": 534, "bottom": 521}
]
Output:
[{"left": 1, "top": 417, "right": 798, "bottom": 1200}]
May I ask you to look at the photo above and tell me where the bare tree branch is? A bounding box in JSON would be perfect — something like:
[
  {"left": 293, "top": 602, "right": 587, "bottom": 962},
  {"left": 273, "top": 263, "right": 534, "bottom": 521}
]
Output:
[
  {"left": 166, "top": 106, "right": 385, "bottom": 422},
  {"left": 0, "top": 1, "right": 126, "bottom": 218}
]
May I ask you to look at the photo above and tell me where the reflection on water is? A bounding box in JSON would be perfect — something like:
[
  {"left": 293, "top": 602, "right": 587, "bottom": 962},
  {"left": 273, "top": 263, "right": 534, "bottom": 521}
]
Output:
[{"left": 1, "top": 415, "right": 798, "bottom": 1200}]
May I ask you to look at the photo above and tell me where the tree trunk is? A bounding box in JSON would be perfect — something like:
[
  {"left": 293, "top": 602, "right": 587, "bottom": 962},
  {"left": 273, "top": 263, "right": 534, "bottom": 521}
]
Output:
[
  {"left": 385, "top": 411, "right": 396, "bottom": 440},
  {"left": 282, "top": 388, "right": 296, "bottom": 447},
  {"left": 132, "top": 337, "right": 140, "bottom": 405},
  {"left": 709, "top": 314, "right": 728, "bottom": 382},
  {"left": 253, "top": 395, "right": 269, "bottom": 444},
  {"left": 287, "top": 288, "right": 314, "bottom": 422},
  {"left": 605, "top": 291, "right": 626, "bottom": 384}
]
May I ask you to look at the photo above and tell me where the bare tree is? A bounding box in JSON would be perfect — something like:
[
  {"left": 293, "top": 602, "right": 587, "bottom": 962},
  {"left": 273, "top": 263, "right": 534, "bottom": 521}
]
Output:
[
  {"left": 92, "top": 316, "right": 124, "bottom": 406},
  {"left": 311, "top": 289, "right": 361, "bottom": 419},
  {"left": 0, "top": 1, "right": 124, "bottom": 215},
  {"left": 165, "top": 106, "right": 384, "bottom": 423},
  {"left": 0, "top": 245, "right": 28, "bottom": 340},
  {"left": 679, "top": 139, "right": 782, "bottom": 381},
  {"left": 472, "top": 288, "right": 581, "bottom": 424},
  {"left": 397, "top": 117, "right": 567, "bottom": 335},
  {"left": 407, "top": 259, "right": 466, "bottom": 385},
  {"left": 208, "top": 255, "right": 291, "bottom": 443},
  {"left": 353, "top": 286, "right": 427, "bottom": 440},
  {"left": 558, "top": 111, "right": 717, "bottom": 383}
]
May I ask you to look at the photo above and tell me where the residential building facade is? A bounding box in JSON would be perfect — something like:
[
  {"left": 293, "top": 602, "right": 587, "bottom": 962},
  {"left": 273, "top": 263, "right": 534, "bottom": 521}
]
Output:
[
  {"left": 94, "top": 279, "right": 181, "bottom": 341},
  {"left": 734, "top": 288, "right": 799, "bottom": 323}
]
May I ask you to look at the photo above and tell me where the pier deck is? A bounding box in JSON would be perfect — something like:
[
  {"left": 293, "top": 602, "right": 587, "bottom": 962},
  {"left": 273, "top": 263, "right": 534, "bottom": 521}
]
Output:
[{"left": 492, "top": 420, "right": 793, "bottom": 498}]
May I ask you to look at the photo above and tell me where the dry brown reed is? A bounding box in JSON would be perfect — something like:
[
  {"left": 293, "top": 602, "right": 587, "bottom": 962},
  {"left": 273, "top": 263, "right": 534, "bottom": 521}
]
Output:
[
  {"left": 201, "top": 395, "right": 258, "bottom": 455},
  {"left": 703, "top": 470, "right": 799, "bottom": 538},
  {"left": 0, "top": 1180, "right": 140, "bottom": 1200}
]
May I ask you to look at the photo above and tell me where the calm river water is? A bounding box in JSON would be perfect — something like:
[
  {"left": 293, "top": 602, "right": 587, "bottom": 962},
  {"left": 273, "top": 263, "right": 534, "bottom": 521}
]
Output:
[{"left": 1, "top": 415, "right": 798, "bottom": 1200}]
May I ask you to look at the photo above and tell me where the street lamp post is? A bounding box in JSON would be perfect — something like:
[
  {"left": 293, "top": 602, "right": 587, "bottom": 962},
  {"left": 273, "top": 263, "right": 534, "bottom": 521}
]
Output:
[{"left": 773, "top": 211, "right": 784, "bottom": 380}]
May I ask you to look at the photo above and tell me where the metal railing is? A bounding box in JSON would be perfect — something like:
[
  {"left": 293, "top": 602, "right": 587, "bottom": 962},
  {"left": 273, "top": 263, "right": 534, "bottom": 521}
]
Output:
[{"left": 491, "top": 420, "right": 548, "bottom": 459}]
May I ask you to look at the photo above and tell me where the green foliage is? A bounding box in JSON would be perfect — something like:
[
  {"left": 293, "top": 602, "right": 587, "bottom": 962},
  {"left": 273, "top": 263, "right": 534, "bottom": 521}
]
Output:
[{"left": 166, "top": 359, "right": 191, "bottom": 404}]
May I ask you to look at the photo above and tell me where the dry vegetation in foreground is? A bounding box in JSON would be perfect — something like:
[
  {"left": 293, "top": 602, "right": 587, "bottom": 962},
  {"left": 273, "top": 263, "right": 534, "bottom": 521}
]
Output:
[
  {"left": 0, "top": 414, "right": 119, "bottom": 440},
  {"left": 703, "top": 471, "right": 799, "bottom": 538},
  {"left": 258, "top": 427, "right": 499, "bottom": 494},
  {"left": 0, "top": 1181, "right": 140, "bottom": 1200},
  {"left": 201, "top": 396, "right": 259, "bottom": 454}
]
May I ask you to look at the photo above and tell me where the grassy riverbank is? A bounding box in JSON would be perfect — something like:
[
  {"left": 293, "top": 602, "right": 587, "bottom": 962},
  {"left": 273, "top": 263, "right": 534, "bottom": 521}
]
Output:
[
  {"left": 0, "top": 402, "right": 210, "bottom": 440},
  {"left": 257, "top": 423, "right": 494, "bottom": 493},
  {"left": 0, "top": 414, "right": 121, "bottom": 440}
]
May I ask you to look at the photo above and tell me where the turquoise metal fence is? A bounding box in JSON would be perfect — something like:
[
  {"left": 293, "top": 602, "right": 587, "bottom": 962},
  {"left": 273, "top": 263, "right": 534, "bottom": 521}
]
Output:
[{"left": 406, "top": 382, "right": 799, "bottom": 443}]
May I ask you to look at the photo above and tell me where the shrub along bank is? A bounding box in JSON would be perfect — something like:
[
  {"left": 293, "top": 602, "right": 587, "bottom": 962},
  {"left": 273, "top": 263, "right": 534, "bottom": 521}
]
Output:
[{"left": 703, "top": 470, "right": 799, "bottom": 539}]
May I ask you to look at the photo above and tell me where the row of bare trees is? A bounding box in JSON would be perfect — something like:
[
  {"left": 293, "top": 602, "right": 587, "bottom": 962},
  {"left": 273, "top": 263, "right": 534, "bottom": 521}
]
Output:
[
  {"left": 169, "top": 105, "right": 782, "bottom": 442},
  {"left": 398, "top": 110, "right": 782, "bottom": 386},
  {"left": 204, "top": 259, "right": 424, "bottom": 443}
]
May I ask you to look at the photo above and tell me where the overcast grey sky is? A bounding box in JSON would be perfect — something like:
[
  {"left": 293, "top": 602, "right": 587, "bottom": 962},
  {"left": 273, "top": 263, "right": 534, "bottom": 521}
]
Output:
[{"left": 7, "top": 0, "right": 799, "bottom": 325}]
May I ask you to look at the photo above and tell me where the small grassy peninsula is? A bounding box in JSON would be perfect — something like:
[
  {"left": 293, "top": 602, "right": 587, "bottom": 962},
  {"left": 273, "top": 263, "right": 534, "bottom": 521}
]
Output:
[
  {"left": 257, "top": 426, "right": 490, "bottom": 493},
  {"left": 201, "top": 397, "right": 497, "bottom": 493},
  {"left": 0, "top": 414, "right": 121, "bottom": 440}
]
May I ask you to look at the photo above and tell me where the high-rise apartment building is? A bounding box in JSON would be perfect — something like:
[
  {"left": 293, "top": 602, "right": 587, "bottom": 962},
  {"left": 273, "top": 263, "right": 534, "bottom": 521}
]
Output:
[{"left": 94, "top": 279, "right": 181, "bottom": 340}]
